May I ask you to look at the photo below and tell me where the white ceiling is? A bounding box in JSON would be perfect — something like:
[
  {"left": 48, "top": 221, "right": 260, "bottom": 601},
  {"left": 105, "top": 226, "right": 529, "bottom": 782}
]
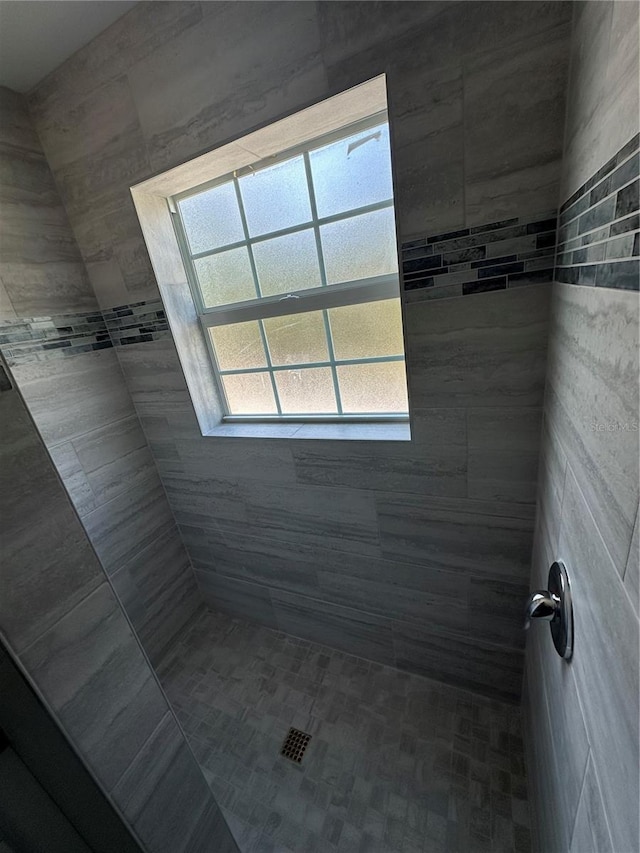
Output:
[{"left": 0, "top": 1, "right": 137, "bottom": 93}]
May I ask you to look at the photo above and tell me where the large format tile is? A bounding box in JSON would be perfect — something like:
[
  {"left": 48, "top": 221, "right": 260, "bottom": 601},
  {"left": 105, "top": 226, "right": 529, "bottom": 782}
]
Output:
[
  {"left": 0, "top": 386, "right": 102, "bottom": 652},
  {"left": 406, "top": 285, "right": 551, "bottom": 409},
  {"left": 12, "top": 349, "right": 135, "bottom": 446},
  {"left": 292, "top": 417, "right": 466, "bottom": 498},
  {"left": 392, "top": 621, "right": 523, "bottom": 703},
  {"left": 28, "top": 3, "right": 203, "bottom": 116},
  {"left": 21, "top": 583, "right": 167, "bottom": 792},
  {"left": 569, "top": 754, "right": 614, "bottom": 853},
  {"left": 393, "top": 123, "right": 465, "bottom": 240},
  {"left": 318, "top": 1, "right": 451, "bottom": 67},
  {"left": 82, "top": 472, "right": 175, "bottom": 576},
  {"left": 526, "top": 624, "right": 589, "bottom": 853},
  {"left": 116, "top": 337, "right": 193, "bottom": 410},
  {"left": 112, "top": 712, "right": 229, "bottom": 853},
  {"left": 163, "top": 473, "right": 249, "bottom": 529},
  {"left": 376, "top": 492, "right": 535, "bottom": 581},
  {"left": 534, "top": 419, "right": 568, "bottom": 555},
  {"left": 464, "top": 24, "right": 569, "bottom": 224},
  {"left": 194, "top": 570, "right": 278, "bottom": 630},
  {"left": 228, "top": 481, "right": 382, "bottom": 558},
  {"left": 183, "top": 523, "right": 470, "bottom": 636},
  {"left": 522, "top": 662, "right": 566, "bottom": 853},
  {"left": 545, "top": 283, "right": 639, "bottom": 576},
  {"left": 467, "top": 408, "right": 542, "bottom": 504},
  {"left": 624, "top": 503, "right": 639, "bottom": 617},
  {"left": 558, "top": 470, "right": 639, "bottom": 853},
  {"left": 68, "top": 414, "right": 155, "bottom": 508},
  {"left": 175, "top": 437, "right": 296, "bottom": 485},
  {"left": 111, "top": 524, "right": 202, "bottom": 665},
  {"left": 0, "top": 85, "right": 41, "bottom": 151},
  {"left": 48, "top": 440, "right": 97, "bottom": 517},
  {"left": 128, "top": 2, "right": 326, "bottom": 171},
  {"left": 271, "top": 589, "right": 396, "bottom": 666}
]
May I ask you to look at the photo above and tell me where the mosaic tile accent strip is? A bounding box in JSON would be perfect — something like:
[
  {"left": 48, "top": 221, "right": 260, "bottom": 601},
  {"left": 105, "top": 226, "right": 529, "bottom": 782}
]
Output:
[
  {"left": 103, "top": 299, "right": 170, "bottom": 346},
  {"left": 555, "top": 134, "right": 639, "bottom": 291},
  {"left": 0, "top": 311, "right": 111, "bottom": 364},
  {"left": 401, "top": 214, "right": 557, "bottom": 302},
  {"left": 0, "top": 299, "right": 170, "bottom": 364}
]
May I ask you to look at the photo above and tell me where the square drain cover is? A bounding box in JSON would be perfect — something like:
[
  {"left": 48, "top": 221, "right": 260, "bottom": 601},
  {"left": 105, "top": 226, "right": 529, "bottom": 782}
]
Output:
[{"left": 281, "top": 727, "right": 311, "bottom": 763}]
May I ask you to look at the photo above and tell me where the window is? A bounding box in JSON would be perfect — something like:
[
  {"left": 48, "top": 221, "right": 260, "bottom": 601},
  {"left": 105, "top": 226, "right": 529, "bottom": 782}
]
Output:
[{"left": 170, "top": 112, "right": 408, "bottom": 422}]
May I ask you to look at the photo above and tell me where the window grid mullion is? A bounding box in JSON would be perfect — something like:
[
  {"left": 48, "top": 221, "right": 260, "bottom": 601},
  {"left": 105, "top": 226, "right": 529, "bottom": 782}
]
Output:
[
  {"left": 233, "top": 177, "right": 283, "bottom": 415},
  {"left": 257, "top": 319, "right": 283, "bottom": 416},
  {"left": 303, "top": 151, "right": 343, "bottom": 415},
  {"left": 187, "top": 198, "right": 394, "bottom": 263},
  {"left": 218, "top": 354, "right": 405, "bottom": 376}
]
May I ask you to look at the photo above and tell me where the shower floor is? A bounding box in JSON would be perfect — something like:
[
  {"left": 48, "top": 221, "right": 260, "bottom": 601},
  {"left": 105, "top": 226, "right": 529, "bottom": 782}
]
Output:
[{"left": 157, "top": 609, "right": 531, "bottom": 853}]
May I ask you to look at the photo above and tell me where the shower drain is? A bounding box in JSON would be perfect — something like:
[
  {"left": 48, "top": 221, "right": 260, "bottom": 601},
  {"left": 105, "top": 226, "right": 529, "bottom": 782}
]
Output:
[{"left": 281, "top": 727, "right": 311, "bottom": 763}]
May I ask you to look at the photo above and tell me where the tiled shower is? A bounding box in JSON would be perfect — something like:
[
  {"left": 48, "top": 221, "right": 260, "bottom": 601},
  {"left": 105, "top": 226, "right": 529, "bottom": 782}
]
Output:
[{"left": 0, "top": 3, "right": 638, "bottom": 853}]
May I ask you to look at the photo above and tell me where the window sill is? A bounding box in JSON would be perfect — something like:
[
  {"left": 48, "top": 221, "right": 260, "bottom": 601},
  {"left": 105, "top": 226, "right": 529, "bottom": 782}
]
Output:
[{"left": 204, "top": 420, "right": 411, "bottom": 441}]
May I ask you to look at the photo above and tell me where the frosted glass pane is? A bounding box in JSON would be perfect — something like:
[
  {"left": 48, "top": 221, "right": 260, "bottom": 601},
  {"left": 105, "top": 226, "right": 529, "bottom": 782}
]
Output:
[
  {"left": 329, "top": 299, "right": 404, "bottom": 360},
  {"left": 321, "top": 208, "right": 398, "bottom": 285},
  {"left": 337, "top": 362, "right": 408, "bottom": 413},
  {"left": 222, "top": 372, "right": 277, "bottom": 415},
  {"left": 194, "top": 247, "right": 256, "bottom": 308},
  {"left": 275, "top": 368, "right": 337, "bottom": 414},
  {"left": 263, "top": 311, "right": 328, "bottom": 366},
  {"left": 239, "top": 156, "right": 311, "bottom": 237},
  {"left": 179, "top": 181, "right": 244, "bottom": 254},
  {"left": 253, "top": 229, "right": 321, "bottom": 296},
  {"left": 209, "top": 321, "right": 266, "bottom": 370},
  {"left": 310, "top": 123, "right": 394, "bottom": 218}
]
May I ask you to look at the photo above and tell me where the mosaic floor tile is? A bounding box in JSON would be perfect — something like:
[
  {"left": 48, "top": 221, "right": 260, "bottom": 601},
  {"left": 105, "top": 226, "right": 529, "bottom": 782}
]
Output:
[{"left": 157, "top": 609, "right": 531, "bottom": 852}]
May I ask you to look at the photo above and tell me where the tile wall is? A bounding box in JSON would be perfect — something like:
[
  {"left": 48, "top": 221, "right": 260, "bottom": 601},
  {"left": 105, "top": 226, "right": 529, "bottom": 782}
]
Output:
[
  {"left": 0, "top": 362, "right": 238, "bottom": 852},
  {"left": 524, "top": 3, "right": 639, "bottom": 852},
  {"left": 24, "top": 1, "right": 576, "bottom": 701},
  {"left": 0, "top": 86, "right": 201, "bottom": 665}
]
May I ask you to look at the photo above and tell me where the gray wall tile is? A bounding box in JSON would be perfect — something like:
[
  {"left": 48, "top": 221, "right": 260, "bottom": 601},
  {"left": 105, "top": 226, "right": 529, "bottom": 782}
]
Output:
[
  {"left": 292, "top": 433, "right": 466, "bottom": 498},
  {"left": 21, "top": 583, "right": 168, "bottom": 791},
  {"left": 569, "top": 755, "right": 614, "bottom": 853},
  {"left": 0, "top": 87, "right": 204, "bottom": 682},
  {"left": 21, "top": 1, "right": 576, "bottom": 702},
  {"left": 11, "top": 350, "right": 135, "bottom": 446},
  {"left": 464, "top": 24, "right": 569, "bottom": 224},
  {"left": 0, "top": 87, "right": 97, "bottom": 318},
  {"left": 71, "top": 414, "right": 155, "bottom": 506},
  {"left": 112, "top": 711, "right": 237, "bottom": 853},
  {"left": 526, "top": 10, "right": 639, "bottom": 839},
  {"left": 624, "top": 503, "right": 639, "bottom": 616},
  {"left": 82, "top": 471, "right": 175, "bottom": 576},
  {"left": 557, "top": 471, "right": 639, "bottom": 853},
  {"left": 545, "top": 284, "right": 639, "bottom": 577},
  {"left": 1, "top": 375, "right": 235, "bottom": 851},
  {"left": 406, "top": 286, "right": 551, "bottom": 409},
  {"left": 376, "top": 492, "right": 534, "bottom": 581},
  {"left": 0, "top": 385, "right": 102, "bottom": 653},
  {"left": 392, "top": 621, "right": 523, "bottom": 703},
  {"left": 271, "top": 588, "right": 396, "bottom": 666},
  {"left": 111, "top": 524, "right": 202, "bottom": 666},
  {"left": 195, "top": 570, "right": 278, "bottom": 630},
  {"left": 467, "top": 408, "right": 542, "bottom": 503}
]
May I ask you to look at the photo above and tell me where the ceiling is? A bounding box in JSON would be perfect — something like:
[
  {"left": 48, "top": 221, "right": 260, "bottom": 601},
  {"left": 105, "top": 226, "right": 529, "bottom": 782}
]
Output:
[{"left": 0, "top": 1, "right": 137, "bottom": 93}]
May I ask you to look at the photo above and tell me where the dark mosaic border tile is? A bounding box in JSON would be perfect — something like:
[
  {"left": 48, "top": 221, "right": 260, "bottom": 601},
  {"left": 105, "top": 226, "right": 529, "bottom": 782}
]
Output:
[
  {"left": 0, "top": 310, "right": 112, "bottom": 364},
  {"left": 556, "top": 135, "right": 639, "bottom": 292},
  {"left": 0, "top": 299, "right": 170, "bottom": 364},
  {"left": 105, "top": 299, "right": 170, "bottom": 347},
  {"left": 401, "top": 214, "right": 557, "bottom": 300}
]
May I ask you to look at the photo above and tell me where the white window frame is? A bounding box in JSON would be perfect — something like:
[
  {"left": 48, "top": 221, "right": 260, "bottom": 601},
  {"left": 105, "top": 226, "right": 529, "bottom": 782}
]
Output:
[{"left": 170, "top": 111, "right": 408, "bottom": 423}]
